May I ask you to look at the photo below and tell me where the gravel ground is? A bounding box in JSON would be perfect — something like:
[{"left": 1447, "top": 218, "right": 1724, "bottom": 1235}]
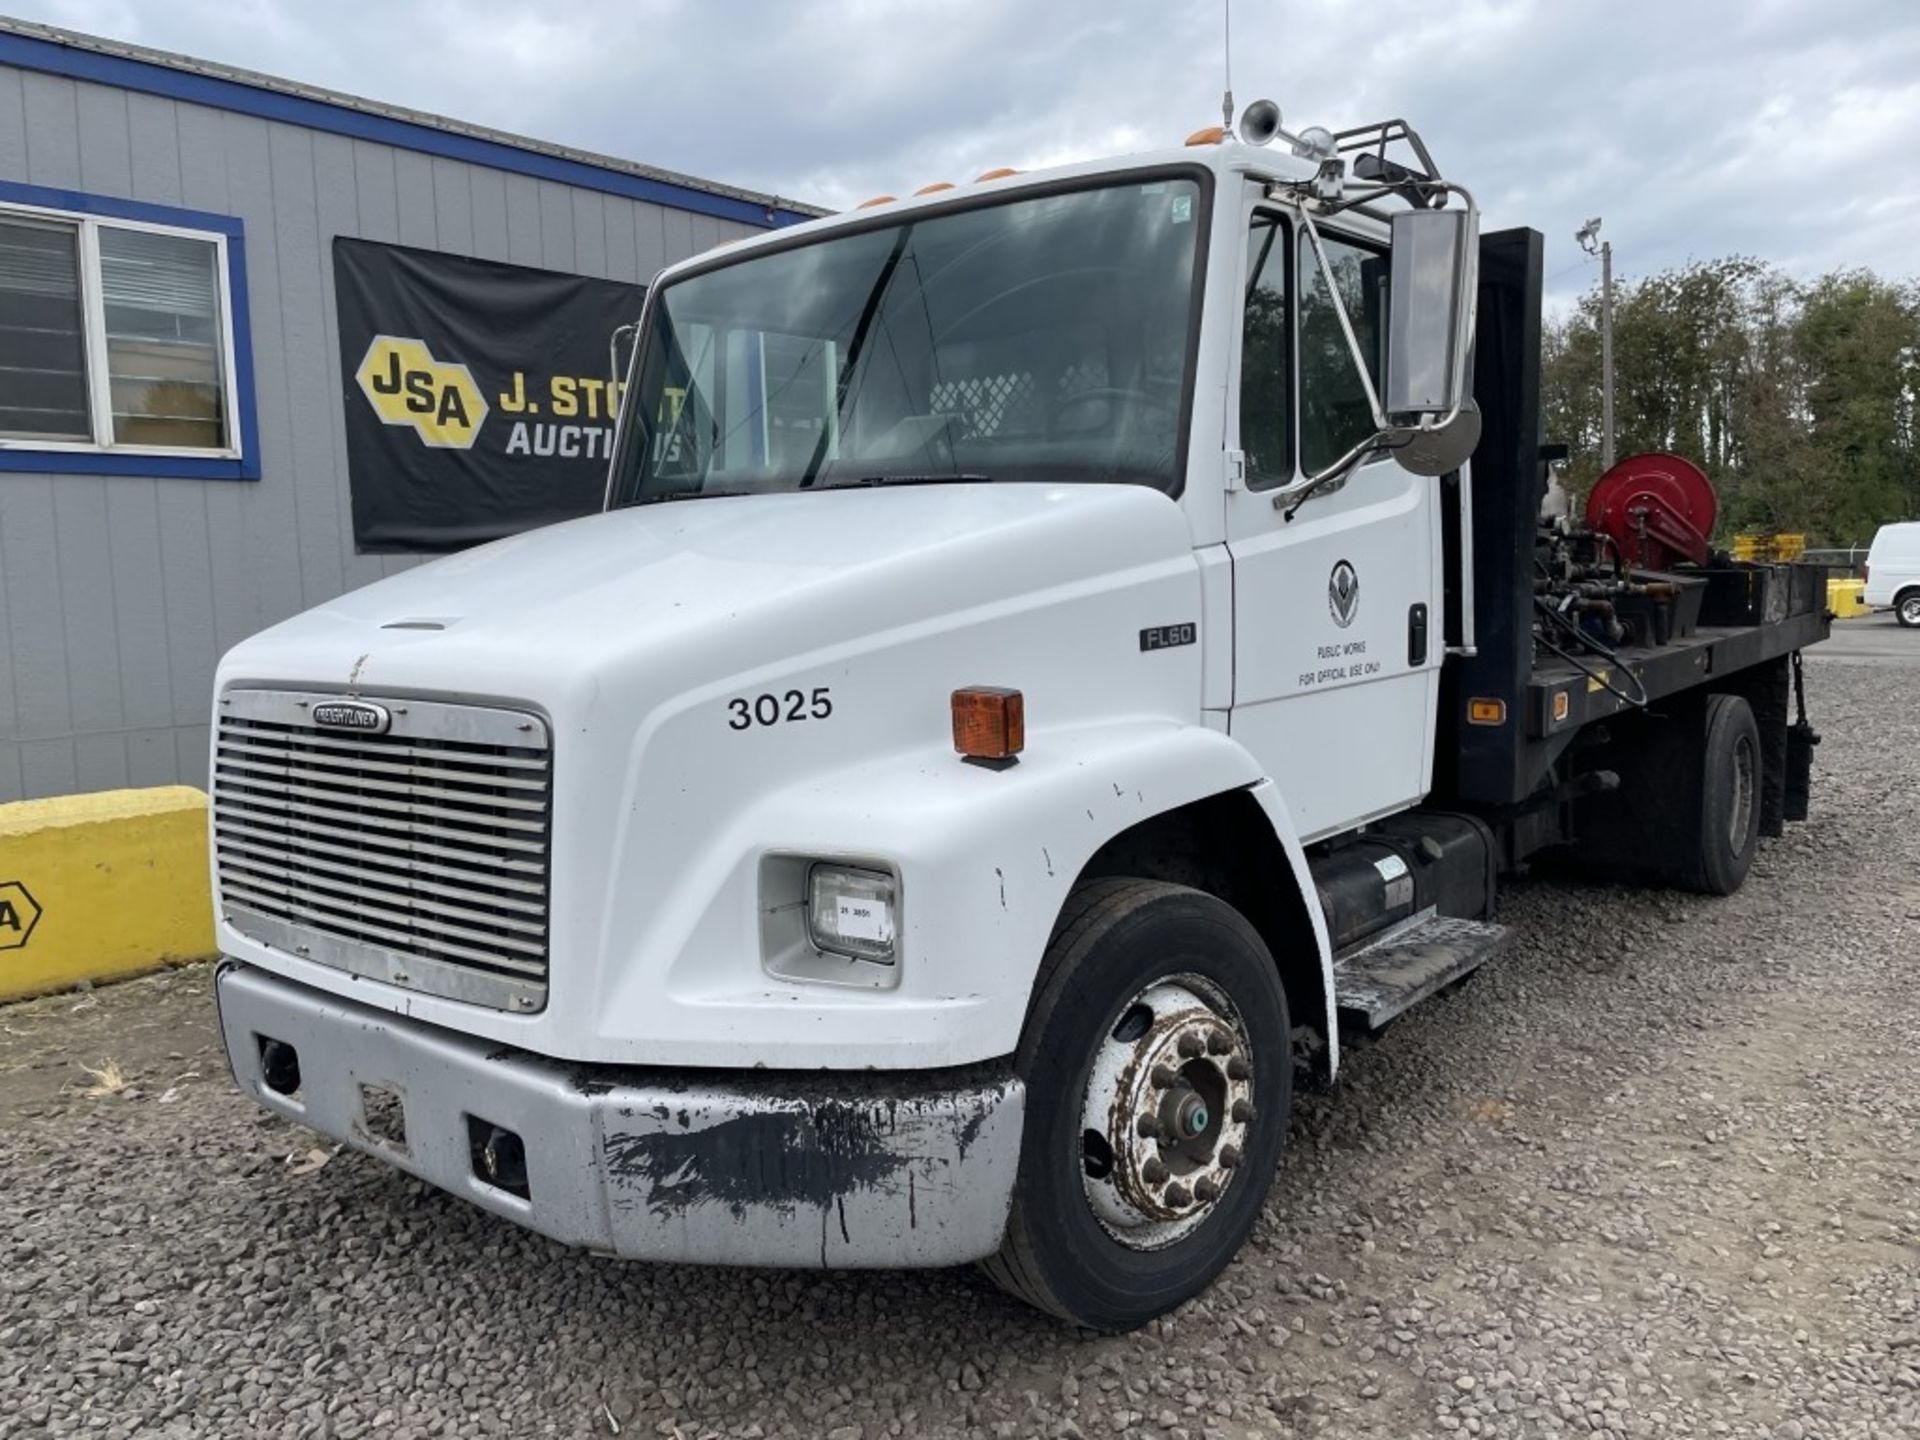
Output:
[{"left": 3, "top": 654, "right": 1916, "bottom": 1440}]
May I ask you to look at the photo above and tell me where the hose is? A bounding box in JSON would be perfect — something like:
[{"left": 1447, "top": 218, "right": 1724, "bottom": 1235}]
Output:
[{"left": 1533, "top": 597, "right": 1650, "bottom": 708}]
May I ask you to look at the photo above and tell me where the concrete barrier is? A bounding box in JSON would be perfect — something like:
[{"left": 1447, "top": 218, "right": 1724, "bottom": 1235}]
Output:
[
  {"left": 0, "top": 786, "right": 216, "bottom": 1002},
  {"left": 1827, "top": 577, "right": 1870, "bottom": 620}
]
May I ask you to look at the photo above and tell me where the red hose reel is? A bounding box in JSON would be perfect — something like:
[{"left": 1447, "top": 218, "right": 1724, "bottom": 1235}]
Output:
[{"left": 1584, "top": 451, "right": 1718, "bottom": 570}]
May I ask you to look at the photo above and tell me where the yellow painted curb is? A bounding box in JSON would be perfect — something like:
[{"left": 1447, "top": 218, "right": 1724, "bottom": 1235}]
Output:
[
  {"left": 1827, "top": 577, "right": 1870, "bottom": 620},
  {"left": 0, "top": 786, "right": 216, "bottom": 1002}
]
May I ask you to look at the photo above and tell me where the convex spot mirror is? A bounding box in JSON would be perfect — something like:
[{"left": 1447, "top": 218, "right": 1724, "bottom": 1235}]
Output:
[
  {"left": 1393, "top": 401, "right": 1481, "bottom": 477},
  {"left": 1384, "top": 207, "right": 1479, "bottom": 475}
]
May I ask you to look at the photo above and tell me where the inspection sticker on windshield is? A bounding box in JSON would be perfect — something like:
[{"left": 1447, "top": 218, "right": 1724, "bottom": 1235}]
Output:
[
  {"left": 1170, "top": 194, "right": 1193, "bottom": 224},
  {"left": 836, "top": 896, "right": 893, "bottom": 944}
]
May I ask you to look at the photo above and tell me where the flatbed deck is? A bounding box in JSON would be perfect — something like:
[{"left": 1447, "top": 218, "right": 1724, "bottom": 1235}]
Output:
[{"left": 1529, "top": 608, "right": 1831, "bottom": 736}]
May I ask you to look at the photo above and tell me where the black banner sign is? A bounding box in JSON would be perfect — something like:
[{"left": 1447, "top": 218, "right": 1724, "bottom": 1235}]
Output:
[{"left": 333, "top": 238, "right": 645, "bottom": 551}]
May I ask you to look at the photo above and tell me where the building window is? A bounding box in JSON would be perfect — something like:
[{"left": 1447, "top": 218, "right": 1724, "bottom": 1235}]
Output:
[{"left": 0, "top": 191, "right": 253, "bottom": 475}]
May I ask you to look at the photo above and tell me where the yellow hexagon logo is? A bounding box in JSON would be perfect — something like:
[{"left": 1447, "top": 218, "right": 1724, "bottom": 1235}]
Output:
[
  {"left": 355, "top": 335, "right": 489, "bottom": 449},
  {"left": 0, "top": 880, "right": 41, "bottom": 951}
]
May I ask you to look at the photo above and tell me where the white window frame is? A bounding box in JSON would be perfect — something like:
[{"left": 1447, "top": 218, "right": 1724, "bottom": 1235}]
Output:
[{"left": 0, "top": 199, "right": 245, "bottom": 461}]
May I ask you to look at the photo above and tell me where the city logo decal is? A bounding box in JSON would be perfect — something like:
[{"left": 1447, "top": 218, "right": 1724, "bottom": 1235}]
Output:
[
  {"left": 1328, "top": 560, "right": 1360, "bottom": 629},
  {"left": 356, "top": 335, "right": 490, "bottom": 449}
]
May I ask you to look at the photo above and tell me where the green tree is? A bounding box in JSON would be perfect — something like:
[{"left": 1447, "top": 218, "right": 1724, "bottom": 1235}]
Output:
[
  {"left": 1541, "top": 258, "right": 1920, "bottom": 546},
  {"left": 1793, "top": 271, "right": 1920, "bottom": 541}
]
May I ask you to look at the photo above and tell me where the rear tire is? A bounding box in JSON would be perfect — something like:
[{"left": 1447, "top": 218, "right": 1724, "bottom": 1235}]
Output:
[
  {"left": 1681, "top": 693, "right": 1761, "bottom": 895},
  {"left": 1895, "top": 590, "right": 1920, "bottom": 628},
  {"left": 981, "top": 878, "right": 1291, "bottom": 1332}
]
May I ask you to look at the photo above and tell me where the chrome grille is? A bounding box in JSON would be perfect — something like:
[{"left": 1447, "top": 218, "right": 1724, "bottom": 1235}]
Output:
[{"left": 212, "top": 688, "right": 551, "bottom": 1011}]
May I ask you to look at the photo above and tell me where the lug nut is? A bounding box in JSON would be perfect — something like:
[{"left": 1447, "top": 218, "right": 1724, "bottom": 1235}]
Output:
[
  {"left": 1150, "top": 1064, "right": 1179, "bottom": 1088},
  {"left": 1177, "top": 1033, "right": 1204, "bottom": 1059},
  {"left": 1193, "top": 1177, "right": 1220, "bottom": 1203},
  {"left": 1207, "top": 1031, "right": 1233, "bottom": 1055},
  {"left": 1231, "top": 1099, "right": 1254, "bottom": 1123},
  {"left": 1220, "top": 1144, "right": 1242, "bottom": 1169},
  {"left": 1227, "top": 1057, "right": 1251, "bottom": 1081},
  {"left": 1164, "top": 1183, "right": 1192, "bottom": 1207},
  {"left": 1136, "top": 1114, "right": 1163, "bottom": 1139},
  {"left": 1142, "top": 1158, "right": 1169, "bottom": 1184}
]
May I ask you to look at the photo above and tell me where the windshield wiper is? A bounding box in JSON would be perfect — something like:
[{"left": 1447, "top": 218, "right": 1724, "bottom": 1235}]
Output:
[
  {"left": 798, "top": 225, "right": 916, "bottom": 489},
  {"left": 811, "top": 473, "right": 993, "bottom": 490}
]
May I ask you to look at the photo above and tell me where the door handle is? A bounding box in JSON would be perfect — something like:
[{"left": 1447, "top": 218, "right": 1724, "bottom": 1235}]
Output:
[{"left": 1408, "top": 603, "right": 1429, "bottom": 667}]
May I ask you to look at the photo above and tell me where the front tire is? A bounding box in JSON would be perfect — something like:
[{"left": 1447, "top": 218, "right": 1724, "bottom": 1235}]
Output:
[
  {"left": 981, "top": 878, "right": 1291, "bottom": 1331},
  {"left": 1896, "top": 589, "right": 1920, "bottom": 628}
]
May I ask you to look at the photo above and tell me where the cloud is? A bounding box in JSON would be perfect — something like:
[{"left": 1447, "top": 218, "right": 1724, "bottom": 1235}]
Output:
[{"left": 12, "top": 0, "right": 1920, "bottom": 304}]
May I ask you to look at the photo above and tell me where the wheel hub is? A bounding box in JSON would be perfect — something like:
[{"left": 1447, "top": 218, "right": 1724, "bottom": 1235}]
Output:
[
  {"left": 1080, "top": 978, "right": 1254, "bottom": 1250},
  {"left": 1729, "top": 732, "right": 1756, "bottom": 851}
]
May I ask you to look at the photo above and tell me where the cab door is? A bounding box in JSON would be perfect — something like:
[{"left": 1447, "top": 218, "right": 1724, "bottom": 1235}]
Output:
[{"left": 1225, "top": 204, "right": 1443, "bottom": 843}]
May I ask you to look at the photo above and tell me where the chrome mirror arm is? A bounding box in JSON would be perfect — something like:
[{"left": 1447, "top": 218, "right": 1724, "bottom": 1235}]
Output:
[{"left": 1272, "top": 430, "right": 1400, "bottom": 521}]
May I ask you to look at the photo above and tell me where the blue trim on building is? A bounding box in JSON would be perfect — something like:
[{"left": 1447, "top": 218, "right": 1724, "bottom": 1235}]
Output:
[
  {"left": 0, "top": 449, "right": 256, "bottom": 479},
  {"left": 0, "top": 180, "right": 262, "bottom": 481},
  {"left": 0, "top": 178, "right": 245, "bottom": 239},
  {"left": 0, "top": 31, "right": 816, "bottom": 230}
]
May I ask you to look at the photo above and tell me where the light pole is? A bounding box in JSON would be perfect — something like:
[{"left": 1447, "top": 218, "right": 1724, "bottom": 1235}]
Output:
[{"left": 1576, "top": 217, "right": 1615, "bottom": 471}]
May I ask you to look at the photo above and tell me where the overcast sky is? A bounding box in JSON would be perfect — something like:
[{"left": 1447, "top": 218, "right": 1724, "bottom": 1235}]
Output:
[{"left": 9, "top": 0, "right": 1920, "bottom": 310}]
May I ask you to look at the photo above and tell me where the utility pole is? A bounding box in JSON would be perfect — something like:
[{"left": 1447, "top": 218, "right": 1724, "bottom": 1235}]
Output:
[{"left": 1577, "top": 218, "right": 1616, "bottom": 471}]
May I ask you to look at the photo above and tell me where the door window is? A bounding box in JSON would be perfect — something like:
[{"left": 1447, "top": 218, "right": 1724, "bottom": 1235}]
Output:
[
  {"left": 1239, "top": 213, "right": 1291, "bottom": 487},
  {"left": 1298, "top": 232, "right": 1389, "bottom": 475}
]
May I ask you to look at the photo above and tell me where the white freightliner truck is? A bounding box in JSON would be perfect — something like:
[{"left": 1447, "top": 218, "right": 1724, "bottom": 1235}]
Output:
[{"left": 211, "top": 109, "right": 1829, "bottom": 1330}]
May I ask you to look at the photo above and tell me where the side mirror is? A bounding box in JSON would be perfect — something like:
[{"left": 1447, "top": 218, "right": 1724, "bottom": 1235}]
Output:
[
  {"left": 1383, "top": 208, "right": 1479, "bottom": 476},
  {"left": 1385, "top": 208, "right": 1476, "bottom": 419},
  {"left": 1278, "top": 194, "right": 1481, "bottom": 514}
]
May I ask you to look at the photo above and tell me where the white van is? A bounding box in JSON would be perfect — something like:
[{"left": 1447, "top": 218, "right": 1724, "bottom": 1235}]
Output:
[{"left": 1865, "top": 522, "right": 1920, "bottom": 627}]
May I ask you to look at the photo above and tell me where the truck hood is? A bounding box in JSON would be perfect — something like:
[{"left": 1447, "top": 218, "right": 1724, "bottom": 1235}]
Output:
[
  {"left": 211, "top": 479, "right": 1213, "bottom": 1068},
  {"left": 219, "top": 483, "right": 1195, "bottom": 704}
]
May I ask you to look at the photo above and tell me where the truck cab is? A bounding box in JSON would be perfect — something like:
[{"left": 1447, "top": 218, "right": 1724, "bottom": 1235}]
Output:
[{"left": 210, "top": 115, "right": 1822, "bottom": 1331}]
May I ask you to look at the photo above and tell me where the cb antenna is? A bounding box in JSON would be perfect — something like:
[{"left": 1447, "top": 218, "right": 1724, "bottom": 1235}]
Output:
[{"left": 1220, "top": 0, "right": 1235, "bottom": 136}]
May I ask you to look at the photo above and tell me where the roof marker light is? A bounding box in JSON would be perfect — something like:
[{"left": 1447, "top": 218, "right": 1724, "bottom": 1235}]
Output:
[
  {"left": 914, "top": 182, "right": 955, "bottom": 195},
  {"left": 1185, "top": 125, "right": 1228, "bottom": 147},
  {"left": 975, "top": 167, "right": 1021, "bottom": 182},
  {"left": 856, "top": 194, "right": 897, "bottom": 209}
]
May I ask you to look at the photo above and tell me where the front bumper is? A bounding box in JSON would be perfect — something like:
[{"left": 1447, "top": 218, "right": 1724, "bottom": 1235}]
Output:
[{"left": 215, "top": 963, "right": 1024, "bottom": 1268}]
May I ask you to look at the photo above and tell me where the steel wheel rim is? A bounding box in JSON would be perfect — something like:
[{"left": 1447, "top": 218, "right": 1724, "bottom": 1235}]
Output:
[
  {"left": 1078, "top": 973, "right": 1254, "bottom": 1251},
  {"left": 1902, "top": 596, "right": 1920, "bottom": 625},
  {"left": 1729, "top": 732, "right": 1756, "bottom": 852}
]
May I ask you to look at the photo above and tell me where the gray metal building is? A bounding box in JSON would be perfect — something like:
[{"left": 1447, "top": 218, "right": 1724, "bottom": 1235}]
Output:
[{"left": 0, "top": 20, "right": 813, "bottom": 801}]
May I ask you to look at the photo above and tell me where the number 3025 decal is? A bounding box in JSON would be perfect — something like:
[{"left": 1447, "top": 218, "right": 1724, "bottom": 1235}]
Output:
[{"left": 727, "top": 686, "right": 833, "bottom": 730}]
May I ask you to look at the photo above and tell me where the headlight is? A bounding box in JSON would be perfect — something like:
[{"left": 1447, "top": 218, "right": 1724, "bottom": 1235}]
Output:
[{"left": 807, "top": 863, "right": 897, "bottom": 964}]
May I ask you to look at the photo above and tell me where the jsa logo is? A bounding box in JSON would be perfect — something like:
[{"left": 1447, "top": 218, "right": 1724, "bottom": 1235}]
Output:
[{"left": 356, "top": 336, "right": 490, "bottom": 449}]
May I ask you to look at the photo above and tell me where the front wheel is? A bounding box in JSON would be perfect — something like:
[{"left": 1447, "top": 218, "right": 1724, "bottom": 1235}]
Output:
[
  {"left": 981, "top": 878, "right": 1291, "bottom": 1331},
  {"left": 1896, "top": 590, "right": 1920, "bottom": 628}
]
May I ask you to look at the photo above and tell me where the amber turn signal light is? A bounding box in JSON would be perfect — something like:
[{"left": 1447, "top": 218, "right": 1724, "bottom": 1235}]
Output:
[
  {"left": 952, "top": 687, "right": 1024, "bottom": 761},
  {"left": 1467, "top": 697, "right": 1508, "bottom": 726}
]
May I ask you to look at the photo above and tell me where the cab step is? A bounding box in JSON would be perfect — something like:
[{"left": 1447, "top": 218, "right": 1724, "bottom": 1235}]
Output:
[{"left": 1331, "top": 909, "right": 1511, "bottom": 1030}]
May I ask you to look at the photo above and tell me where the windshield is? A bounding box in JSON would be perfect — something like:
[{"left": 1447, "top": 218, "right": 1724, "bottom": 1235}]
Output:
[{"left": 610, "top": 174, "right": 1206, "bottom": 505}]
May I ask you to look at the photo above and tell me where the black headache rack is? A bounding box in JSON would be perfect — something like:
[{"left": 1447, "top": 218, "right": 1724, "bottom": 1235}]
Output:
[{"left": 1431, "top": 227, "right": 1831, "bottom": 826}]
